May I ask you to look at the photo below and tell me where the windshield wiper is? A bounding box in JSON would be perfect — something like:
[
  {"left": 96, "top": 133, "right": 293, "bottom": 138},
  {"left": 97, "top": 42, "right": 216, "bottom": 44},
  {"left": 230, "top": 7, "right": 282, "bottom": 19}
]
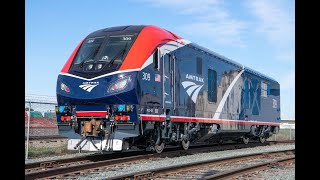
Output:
[
  {"left": 106, "top": 43, "right": 128, "bottom": 67},
  {"left": 79, "top": 47, "right": 100, "bottom": 68},
  {"left": 79, "top": 59, "right": 93, "bottom": 68}
]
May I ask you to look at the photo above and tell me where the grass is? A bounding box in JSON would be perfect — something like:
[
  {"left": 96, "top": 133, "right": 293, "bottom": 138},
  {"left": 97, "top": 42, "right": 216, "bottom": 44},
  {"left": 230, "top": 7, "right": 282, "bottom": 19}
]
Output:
[
  {"left": 25, "top": 144, "right": 69, "bottom": 159},
  {"left": 267, "top": 129, "right": 295, "bottom": 141}
]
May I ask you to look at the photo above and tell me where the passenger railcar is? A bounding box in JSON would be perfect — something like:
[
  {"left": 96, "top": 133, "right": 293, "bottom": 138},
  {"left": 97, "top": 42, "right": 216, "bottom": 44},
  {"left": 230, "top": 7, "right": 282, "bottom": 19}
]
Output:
[{"left": 56, "top": 25, "right": 280, "bottom": 153}]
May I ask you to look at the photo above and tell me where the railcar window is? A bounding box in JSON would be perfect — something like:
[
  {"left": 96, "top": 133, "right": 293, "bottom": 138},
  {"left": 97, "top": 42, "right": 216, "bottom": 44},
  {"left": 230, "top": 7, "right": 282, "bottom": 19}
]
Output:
[
  {"left": 153, "top": 48, "right": 160, "bottom": 71},
  {"left": 74, "top": 37, "right": 105, "bottom": 64},
  {"left": 245, "top": 79, "right": 249, "bottom": 108},
  {"left": 165, "top": 54, "right": 170, "bottom": 74},
  {"left": 267, "top": 84, "right": 271, "bottom": 95},
  {"left": 70, "top": 35, "right": 136, "bottom": 74},
  {"left": 196, "top": 57, "right": 202, "bottom": 75},
  {"left": 97, "top": 35, "right": 134, "bottom": 64},
  {"left": 270, "top": 89, "right": 280, "bottom": 96},
  {"left": 208, "top": 69, "right": 217, "bottom": 102},
  {"left": 261, "top": 82, "right": 268, "bottom": 97}
]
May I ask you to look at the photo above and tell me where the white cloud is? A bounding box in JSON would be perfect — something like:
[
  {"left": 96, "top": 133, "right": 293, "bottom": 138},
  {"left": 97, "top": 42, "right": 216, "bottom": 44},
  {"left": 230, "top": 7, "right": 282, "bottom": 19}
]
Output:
[
  {"left": 246, "top": 0, "right": 295, "bottom": 48},
  {"left": 180, "top": 21, "right": 246, "bottom": 47},
  {"left": 140, "top": 0, "right": 246, "bottom": 47}
]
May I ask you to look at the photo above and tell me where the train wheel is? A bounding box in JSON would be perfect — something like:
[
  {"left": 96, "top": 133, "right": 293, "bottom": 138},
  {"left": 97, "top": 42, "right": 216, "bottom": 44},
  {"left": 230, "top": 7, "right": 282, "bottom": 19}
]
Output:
[
  {"left": 242, "top": 136, "right": 249, "bottom": 144},
  {"left": 181, "top": 140, "right": 190, "bottom": 150},
  {"left": 259, "top": 137, "right": 266, "bottom": 143},
  {"left": 154, "top": 142, "right": 165, "bottom": 153}
]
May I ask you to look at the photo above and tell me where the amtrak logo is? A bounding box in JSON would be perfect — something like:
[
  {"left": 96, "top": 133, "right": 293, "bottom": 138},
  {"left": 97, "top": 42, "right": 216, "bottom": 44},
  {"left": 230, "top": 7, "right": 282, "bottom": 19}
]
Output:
[
  {"left": 79, "top": 82, "right": 99, "bottom": 92},
  {"left": 181, "top": 81, "right": 204, "bottom": 103}
]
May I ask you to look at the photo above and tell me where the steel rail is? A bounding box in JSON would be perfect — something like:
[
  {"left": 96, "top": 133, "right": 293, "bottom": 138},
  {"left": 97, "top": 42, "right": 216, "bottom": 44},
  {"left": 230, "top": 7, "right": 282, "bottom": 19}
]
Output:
[
  {"left": 107, "top": 149, "right": 294, "bottom": 180},
  {"left": 203, "top": 156, "right": 295, "bottom": 179}
]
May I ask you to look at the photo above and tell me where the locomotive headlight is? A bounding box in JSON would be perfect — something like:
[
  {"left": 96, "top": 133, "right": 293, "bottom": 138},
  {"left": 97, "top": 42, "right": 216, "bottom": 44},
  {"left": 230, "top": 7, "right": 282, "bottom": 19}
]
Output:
[
  {"left": 108, "top": 76, "right": 131, "bottom": 93},
  {"left": 125, "top": 105, "right": 132, "bottom": 112},
  {"left": 118, "top": 104, "right": 125, "bottom": 112},
  {"left": 60, "top": 83, "right": 70, "bottom": 93}
]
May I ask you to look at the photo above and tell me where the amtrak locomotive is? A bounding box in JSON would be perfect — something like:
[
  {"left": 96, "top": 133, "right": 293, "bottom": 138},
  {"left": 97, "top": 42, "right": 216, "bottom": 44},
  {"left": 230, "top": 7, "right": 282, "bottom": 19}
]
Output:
[{"left": 56, "top": 25, "right": 280, "bottom": 153}]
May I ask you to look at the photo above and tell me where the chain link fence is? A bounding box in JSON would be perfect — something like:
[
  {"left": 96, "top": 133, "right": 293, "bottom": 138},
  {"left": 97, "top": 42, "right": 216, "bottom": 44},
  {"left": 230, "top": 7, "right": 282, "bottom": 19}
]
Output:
[
  {"left": 268, "top": 122, "right": 295, "bottom": 141},
  {"left": 25, "top": 94, "right": 59, "bottom": 136},
  {"left": 25, "top": 94, "right": 58, "bottom": 159}
]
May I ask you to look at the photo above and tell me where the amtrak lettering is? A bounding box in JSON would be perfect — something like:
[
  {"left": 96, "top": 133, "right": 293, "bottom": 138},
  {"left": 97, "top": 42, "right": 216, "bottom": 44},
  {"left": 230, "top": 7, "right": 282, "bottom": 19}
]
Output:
[
  {"left": 186, "top": 74, "right": 204, "bottom": 83},
  {"left": 82, "top": 81, "right": 99, "bottom": 85}
]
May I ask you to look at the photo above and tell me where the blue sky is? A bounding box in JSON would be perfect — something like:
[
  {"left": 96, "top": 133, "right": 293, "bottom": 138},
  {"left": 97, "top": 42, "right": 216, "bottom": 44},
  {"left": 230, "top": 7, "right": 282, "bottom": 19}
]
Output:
[{"left": 26, "top": 0, "right": 295, "bottom": 119}]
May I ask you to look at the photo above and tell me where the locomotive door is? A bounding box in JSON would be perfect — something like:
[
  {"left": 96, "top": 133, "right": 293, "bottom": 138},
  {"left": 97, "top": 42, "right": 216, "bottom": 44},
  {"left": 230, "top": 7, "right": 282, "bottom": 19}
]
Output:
[{"left": 163, "top": 53, "right": 175, "bottom": 115}]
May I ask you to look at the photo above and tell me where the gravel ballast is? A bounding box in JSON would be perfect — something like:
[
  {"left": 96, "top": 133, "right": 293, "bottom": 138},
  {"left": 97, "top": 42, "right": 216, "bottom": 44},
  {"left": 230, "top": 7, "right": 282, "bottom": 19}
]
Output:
[
  {"left": 25, "top": 150, "right": 96, "bottom": 164},
  {"left": 77, "top": 144, "right": 295, "bottom": 180},
  {"left": 261, "top": 166, "right": 295, "bottom": 180}
]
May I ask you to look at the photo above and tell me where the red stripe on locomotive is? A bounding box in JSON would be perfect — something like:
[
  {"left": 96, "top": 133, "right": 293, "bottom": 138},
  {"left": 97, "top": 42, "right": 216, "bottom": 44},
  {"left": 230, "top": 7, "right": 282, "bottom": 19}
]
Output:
[
  {"left": 140, "top": 115, "right": 166, "bottom": 121},
  {"left": 76, "top": 111, "right": 108, "bottom": 117},
  {"left": 61, "top": 39, "right": 84, "bottom": 73},
  {"left": 140, "top": 115, "right": 280, "bottom": 126},
  {"left": 119, "top": 25, "right": 180, "bottom": 70}
]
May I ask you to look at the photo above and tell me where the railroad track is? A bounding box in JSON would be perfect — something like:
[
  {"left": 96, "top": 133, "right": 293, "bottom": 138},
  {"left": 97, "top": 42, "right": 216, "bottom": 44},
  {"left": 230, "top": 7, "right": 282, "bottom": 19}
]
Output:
[
  {"left": 25, "top": 140, "right": 294, "bottom": 179},
  {"left": 25, "top": 150, "right": 149, "bottom": 180},
  {"left": 203, "top": 156, "right": 294, "bottom": 179},
  {"left": 109, "top": 149, "right": 295, "bottom": 180}
]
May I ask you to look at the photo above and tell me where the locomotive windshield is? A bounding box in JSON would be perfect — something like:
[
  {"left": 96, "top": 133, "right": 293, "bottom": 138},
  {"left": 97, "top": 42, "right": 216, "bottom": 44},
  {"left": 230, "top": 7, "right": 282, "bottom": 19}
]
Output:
[
  {"left": 73, "top": 36, "right": 105, "bottom": 64},
  {"left": 69, "top": 35, "right": 136, "bottom": 77}
]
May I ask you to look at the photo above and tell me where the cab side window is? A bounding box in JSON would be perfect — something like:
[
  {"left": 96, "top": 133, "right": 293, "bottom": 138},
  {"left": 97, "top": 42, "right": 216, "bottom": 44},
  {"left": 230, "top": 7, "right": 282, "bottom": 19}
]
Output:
[
  {"left": 153, "top": 48, "right": 160, "bottom": 71},
  {"left": 208, "top": 69, "right": 217, "bottom": 102}
]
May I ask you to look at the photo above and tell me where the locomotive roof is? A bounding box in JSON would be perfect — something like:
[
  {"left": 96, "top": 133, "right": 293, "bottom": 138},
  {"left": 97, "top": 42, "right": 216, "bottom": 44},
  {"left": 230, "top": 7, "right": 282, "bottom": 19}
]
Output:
[
  {"left": 85, "top": 25, "right": 278, "bottom": 83},
  {"left": 87, "top": 25, "right": 146, "bottom": 37},
  {"left": 188, "top": 43, "right": 278, "bottom": 83}
]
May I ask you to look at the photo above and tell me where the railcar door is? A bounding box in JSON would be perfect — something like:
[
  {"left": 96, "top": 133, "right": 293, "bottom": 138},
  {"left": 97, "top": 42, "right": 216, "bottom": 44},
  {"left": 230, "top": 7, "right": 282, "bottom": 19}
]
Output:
[
  {"left": 163, "top": 53, "right": 175, "bottom": 115},
  {"left": 162, "top": 52, "right": 176, "bottom": 139}
]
